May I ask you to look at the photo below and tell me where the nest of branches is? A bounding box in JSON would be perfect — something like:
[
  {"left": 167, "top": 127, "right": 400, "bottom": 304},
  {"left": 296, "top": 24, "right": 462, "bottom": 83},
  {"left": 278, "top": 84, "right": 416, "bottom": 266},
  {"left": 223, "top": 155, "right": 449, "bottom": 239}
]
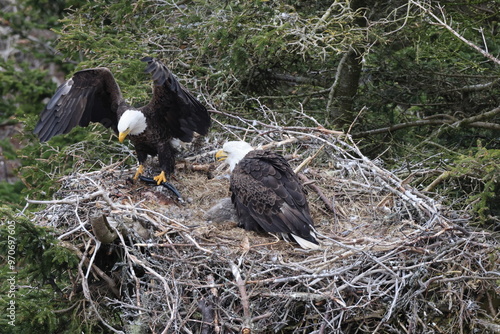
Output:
[{"left": 27, "top": 109, "right": 499, "bottom": 333}]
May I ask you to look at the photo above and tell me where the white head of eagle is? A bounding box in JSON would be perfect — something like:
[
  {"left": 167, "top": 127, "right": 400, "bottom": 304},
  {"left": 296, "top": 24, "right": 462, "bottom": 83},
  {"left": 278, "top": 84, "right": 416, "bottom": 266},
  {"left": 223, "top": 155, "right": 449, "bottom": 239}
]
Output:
[
  {"left": 217, "top": 140, "right": 254, "bottom": 172},
  {"left": 117, "top": 109, "right": 147, "bottom": 143}
]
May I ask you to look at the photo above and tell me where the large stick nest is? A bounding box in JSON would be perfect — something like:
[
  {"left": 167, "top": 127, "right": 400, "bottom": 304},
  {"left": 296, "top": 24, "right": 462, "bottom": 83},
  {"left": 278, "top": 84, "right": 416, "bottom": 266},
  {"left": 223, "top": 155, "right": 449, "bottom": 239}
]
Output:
[{"left": 28, "top": 110, "right": 499, "bottom": 333}]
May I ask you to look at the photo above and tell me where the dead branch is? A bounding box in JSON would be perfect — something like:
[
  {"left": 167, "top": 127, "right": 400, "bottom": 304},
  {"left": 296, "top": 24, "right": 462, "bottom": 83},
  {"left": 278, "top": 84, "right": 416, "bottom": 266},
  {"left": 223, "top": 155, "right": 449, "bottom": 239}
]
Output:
[
  {"left": 175, "top": 162, "right": 214, "bottom": 173},
  {"left": 230, "top": 261, "right": 252, "bottom": 332},
  {"left": 353, "top": 119, "right": 453, "bottom": 137},
  {"left": 298, "top": 173, "right": 336, "bottom": 214},
  {"left": 60, "top": 240, "right": 120, "bottom": 298},
  {"left": 353, "top": 104, "right": 500, "bottom": 137},
  {"left": 411, "top": 1, "right": 500, "bottom": 66},
  {"left": 198, "top": 298, "right": 216, "bottom": 334}
]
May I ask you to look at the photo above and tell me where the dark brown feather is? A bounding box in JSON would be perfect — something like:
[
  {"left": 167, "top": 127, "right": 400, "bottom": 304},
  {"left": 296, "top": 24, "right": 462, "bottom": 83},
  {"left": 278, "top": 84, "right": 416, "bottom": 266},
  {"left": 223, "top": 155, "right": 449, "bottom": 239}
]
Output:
[
  {"left": 34, "top": 68, "right": 122, "bottom": 141},
  {"left": 140, "top": 57, "right": 210, "bottom": 142},
  {"left": 230, "top": 150, "right": 318, "bottom": 245}
]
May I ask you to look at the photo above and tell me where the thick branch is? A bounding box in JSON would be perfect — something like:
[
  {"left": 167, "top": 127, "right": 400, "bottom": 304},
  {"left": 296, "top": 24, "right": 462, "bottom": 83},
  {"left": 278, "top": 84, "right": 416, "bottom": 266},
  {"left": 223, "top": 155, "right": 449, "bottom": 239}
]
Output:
[
  {"left": 229, "top": 261, "right": 252, "bottom": 331},
  {"left": 327, "top": 48, "right": 363, "bottom": 124},
  {"left": 267, "top": 71, "right": 331, "bottom": 87},
  {"left": 60, "top": 241, "right": 120, "bottom": 298},
  {"left": 467, "top": 121, "right": 500, "bottom": 131},
  {"left": 459, "top": 78, "right": 500, "bottom": 93},
  {"left": 458, "top": 105, "right": 500, "bottom": 125},
  {"left": 354, "top": 119, "right": 453, "bottom": 136},
  {"left": 354, "top": 105, "right": 500, "bottom": 137}
]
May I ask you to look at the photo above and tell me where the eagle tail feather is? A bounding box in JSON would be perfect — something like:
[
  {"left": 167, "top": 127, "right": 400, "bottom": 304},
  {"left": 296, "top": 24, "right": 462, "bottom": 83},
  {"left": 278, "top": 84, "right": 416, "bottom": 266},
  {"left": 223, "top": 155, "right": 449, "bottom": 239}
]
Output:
[{"left": 290, "top": 233, "right": 320, "bottom": 250}]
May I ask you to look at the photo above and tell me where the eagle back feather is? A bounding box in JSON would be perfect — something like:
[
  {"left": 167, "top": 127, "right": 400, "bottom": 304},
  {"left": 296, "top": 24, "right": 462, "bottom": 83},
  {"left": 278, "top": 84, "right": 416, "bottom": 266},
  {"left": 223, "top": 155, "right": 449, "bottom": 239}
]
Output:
[{"left": 230, "top": 150, "right": 317, "bottom": 246}]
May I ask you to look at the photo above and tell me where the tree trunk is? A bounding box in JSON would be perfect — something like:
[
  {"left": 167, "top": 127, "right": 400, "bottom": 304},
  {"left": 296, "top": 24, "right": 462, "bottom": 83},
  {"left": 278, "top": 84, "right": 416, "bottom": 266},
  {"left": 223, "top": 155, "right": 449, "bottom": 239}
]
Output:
[
  {"left": 327, "top": 48, "right": 363, "bottom": 126},
  {"left": 327, "top": 0, "right": 369, "bottom": 128}
]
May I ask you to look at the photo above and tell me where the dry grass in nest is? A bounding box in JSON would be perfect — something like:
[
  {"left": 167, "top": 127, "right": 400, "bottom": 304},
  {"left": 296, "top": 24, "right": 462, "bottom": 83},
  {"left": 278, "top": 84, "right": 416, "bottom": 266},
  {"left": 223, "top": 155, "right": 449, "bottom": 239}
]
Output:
[{"left": 26, "top": 110, "right": 499, "bottom": 333}]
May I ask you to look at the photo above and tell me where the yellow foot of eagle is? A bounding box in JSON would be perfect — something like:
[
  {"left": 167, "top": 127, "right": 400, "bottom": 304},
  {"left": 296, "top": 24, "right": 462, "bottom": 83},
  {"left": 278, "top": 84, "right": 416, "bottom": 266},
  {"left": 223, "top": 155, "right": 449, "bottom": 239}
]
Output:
[
  {"left": 133, "top": 165, "right": 145, "bottom": 180},
  {"left": 153, "top": 171, "right": 167, "bottom": 185}
]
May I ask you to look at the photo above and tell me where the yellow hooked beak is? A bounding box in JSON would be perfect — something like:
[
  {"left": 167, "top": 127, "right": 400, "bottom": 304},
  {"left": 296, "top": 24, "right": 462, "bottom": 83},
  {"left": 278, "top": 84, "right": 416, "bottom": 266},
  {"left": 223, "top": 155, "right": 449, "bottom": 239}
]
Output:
[
  {"left": 215, "top": 149, "right": 228, "bottom": 162},
  {"left": 118, "top": 129, "right": 131, "bottom": 143}
]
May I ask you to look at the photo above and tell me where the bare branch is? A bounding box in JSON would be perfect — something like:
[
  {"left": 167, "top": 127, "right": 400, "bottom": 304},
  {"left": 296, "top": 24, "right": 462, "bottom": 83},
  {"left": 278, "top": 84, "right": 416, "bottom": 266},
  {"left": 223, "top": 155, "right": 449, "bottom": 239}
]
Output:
[
  {"left": 411, "top": 1, "right": 500, "bottom": 65},
  {"left": 354, "top": 105, "right": 500, "bottom": 137}
]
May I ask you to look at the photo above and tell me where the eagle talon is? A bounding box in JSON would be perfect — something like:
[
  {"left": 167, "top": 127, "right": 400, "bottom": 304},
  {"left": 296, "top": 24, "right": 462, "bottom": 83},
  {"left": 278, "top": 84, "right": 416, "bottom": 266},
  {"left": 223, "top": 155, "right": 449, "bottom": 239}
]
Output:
[
  {"left": 153, "top": 171, "right": 167, "bottom": 185},
  {"left": 133, "top": 165, "right": 145, "bottom": 180}
]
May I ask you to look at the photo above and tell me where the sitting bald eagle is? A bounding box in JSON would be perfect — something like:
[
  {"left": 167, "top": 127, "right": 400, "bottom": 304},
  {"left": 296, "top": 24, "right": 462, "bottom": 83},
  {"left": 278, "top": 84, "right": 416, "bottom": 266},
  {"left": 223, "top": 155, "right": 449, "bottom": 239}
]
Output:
[
  {"left": 34, "top": 57, "right": 211, "bottom": 184},
  {"left": 216, "top": 141, "right": 320, "bottom": 249}
]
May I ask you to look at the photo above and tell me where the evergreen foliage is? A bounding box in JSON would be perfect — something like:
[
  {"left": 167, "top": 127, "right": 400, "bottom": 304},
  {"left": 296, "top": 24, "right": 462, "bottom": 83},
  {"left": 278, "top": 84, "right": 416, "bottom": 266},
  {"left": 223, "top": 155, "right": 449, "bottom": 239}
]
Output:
[
  {"left": 0, "top": 180, "right": 24, "bottom": 209},
  {"left": 0, "top": 208, "right": 81, "bottom": 333},
  {"left": 438, "top": 144, "right": 500, "bottom": 228},
  {"left": 0, "top": 0, "right": 73, "bottom": 207},
  {"left": 0, "top": 62, "right": 54, "bottom": 122}
]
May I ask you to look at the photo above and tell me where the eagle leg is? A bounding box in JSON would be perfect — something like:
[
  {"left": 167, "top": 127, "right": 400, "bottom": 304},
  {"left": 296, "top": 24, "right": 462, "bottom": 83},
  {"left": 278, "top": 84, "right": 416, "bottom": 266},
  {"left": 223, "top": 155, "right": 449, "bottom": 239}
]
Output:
[
  {"left": 153, "top": 171, "right": 167, "bottom": 185},
  {"left": 133, "top": 165, "right": 145, "bottom": 180}
]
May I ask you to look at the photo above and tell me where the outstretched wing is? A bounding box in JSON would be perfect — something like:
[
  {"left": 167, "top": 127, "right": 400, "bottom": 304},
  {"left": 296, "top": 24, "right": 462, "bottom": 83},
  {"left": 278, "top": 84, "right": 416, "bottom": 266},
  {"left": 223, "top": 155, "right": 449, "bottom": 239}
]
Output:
[
  {"left": 34, "top": 68, "right": 123, "bottom": 142},
  {"left": 230, "top": 150, "right": 317, "bottom": 243},
  {"left": 140, "top": 57, "right": 210, "bottom": 142}
]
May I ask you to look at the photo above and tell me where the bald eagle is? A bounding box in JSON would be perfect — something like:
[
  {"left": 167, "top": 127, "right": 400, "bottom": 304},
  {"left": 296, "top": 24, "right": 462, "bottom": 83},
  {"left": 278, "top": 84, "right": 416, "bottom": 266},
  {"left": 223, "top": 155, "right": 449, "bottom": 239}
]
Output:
[
  {"left": 216, "top": 141, "right": 320, "bottom": 249},
  {"left": 34, "top": 57, "right": 211, "bottom": 184}
]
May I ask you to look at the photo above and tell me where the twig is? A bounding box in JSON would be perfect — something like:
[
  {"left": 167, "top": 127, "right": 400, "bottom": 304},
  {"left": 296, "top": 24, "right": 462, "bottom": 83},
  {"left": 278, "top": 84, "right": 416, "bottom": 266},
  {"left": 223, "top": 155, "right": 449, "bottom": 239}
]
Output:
[
  {"left": 294, "top": 144, "right": 325, "bottom": 174},
  {"left": 27, "top": 190, "right": 106, "bottom": 205},
  {"left": 229, "top": 261, "right": 252, "bottom": 332},
  {"left": 411, "top": 1, "right": 500, "bottom": 66},
  {"left": 298, "top": 173, "right": 336, "bottom": 214}
]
